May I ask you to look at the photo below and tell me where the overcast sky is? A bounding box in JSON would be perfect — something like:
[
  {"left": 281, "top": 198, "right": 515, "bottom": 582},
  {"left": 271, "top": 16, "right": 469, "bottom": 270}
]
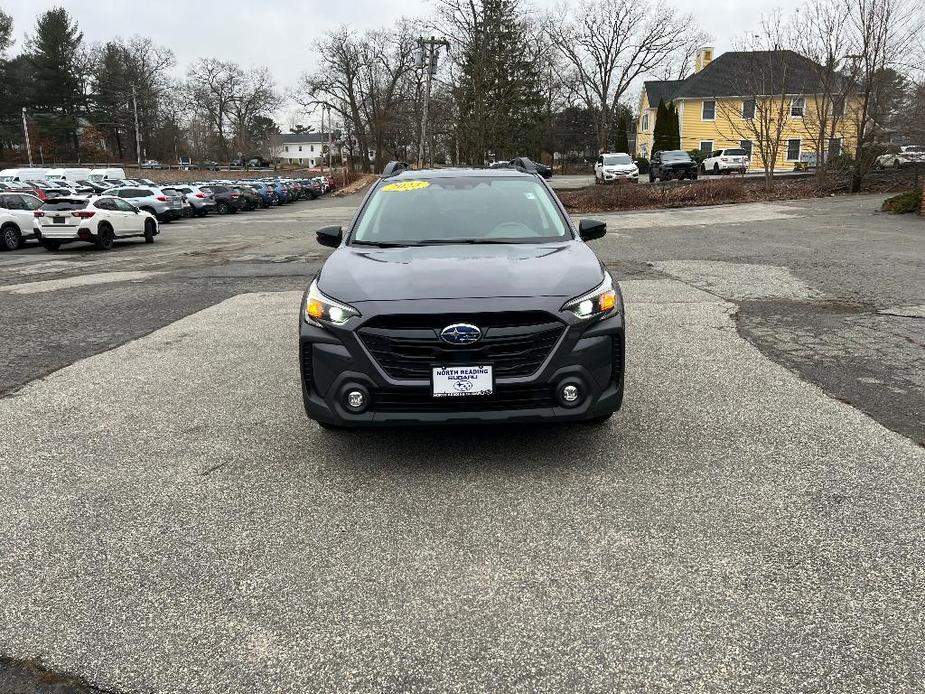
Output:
[{"left": 4, "top": 0, "right": 804, "bottom": 126}]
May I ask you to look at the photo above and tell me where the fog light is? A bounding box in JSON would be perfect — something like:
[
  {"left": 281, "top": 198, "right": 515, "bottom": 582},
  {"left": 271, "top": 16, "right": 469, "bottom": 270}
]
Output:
[
  {"left": 346, "top": 390, "right": 366, "bottom": 410},
  {"left": 562, "top": 384, "right": 580, "bottom": 403}
]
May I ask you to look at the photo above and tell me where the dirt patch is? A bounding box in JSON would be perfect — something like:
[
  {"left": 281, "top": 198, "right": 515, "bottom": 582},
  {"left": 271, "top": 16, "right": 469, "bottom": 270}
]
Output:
[
  {"left": 334, "top": 174, "right": 378, "bottom": 197},
  {"left": 559, "top": 170, "right": 922, "bottom": 213}
]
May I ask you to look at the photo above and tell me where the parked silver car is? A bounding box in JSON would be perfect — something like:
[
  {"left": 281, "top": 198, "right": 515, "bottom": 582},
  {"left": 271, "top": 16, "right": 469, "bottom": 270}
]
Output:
[
  {"left": 105, "top": 185, "right": 184, "bottom": 222},
  {"left": 169, "top": 185, "right": 216, "bottom": 217}
]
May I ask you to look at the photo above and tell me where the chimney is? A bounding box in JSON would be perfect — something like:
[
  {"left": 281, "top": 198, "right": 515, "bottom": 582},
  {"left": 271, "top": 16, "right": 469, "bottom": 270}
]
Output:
[{"left": 695, "top": 47, "right": 714, "bottom": 73}]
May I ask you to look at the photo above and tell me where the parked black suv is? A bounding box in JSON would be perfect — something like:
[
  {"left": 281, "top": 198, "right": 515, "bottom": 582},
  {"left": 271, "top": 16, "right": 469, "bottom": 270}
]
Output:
[
  {"left": 199, "top": 185, "right": 245, "bottom": 214},
  {"left": 299, "top": 167, "right": 625, "bottom": 428},
  {"left": 649, "top": 150, "right": 698, "bottom": 182}
]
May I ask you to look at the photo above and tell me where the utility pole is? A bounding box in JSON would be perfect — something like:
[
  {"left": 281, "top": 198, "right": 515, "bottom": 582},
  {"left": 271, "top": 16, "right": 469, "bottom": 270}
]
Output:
[
  {"left": 416, "top": 36, "right": 449, "bottom": 169},
  {"left": 132, "top": 84, "right": 142, "bottom": 169},
  {"left": 325, "top": 105, "right": 333, "bottom": 172},
  {"left": 319, "top": 106, "right": 325, "bottom": 174},
  {"left": 21, "top": 108, "right": 33, "bottom": 167}
]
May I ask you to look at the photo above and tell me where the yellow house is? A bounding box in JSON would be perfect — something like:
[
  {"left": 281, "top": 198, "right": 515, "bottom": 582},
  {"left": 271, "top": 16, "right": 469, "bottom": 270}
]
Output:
[{"left": 636, "top": 48, "right": 858, "bottom": 172}]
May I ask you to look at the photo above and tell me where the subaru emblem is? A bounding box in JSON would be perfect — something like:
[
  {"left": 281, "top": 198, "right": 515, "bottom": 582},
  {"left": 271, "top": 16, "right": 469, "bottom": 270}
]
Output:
[{"left": 440, "top": 323, "right": 482, "bottom": 345}]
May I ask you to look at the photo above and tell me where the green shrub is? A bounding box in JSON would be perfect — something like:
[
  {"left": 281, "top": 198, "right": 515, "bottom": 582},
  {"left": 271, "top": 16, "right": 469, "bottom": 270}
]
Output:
[
  {"left": 687, "top": 148, "right": 709, "bottom": 164},
  {"left": 881, "top": 189, "right": 922, "bottom": 214}
]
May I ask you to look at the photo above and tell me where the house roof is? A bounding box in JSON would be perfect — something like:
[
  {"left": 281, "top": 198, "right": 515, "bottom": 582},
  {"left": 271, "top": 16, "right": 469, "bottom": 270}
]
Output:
[
  {"left": 282, "top": 132, "right": 325, "bottom": 144},
  {"left": 645, "top": 50, "right": 832, "bottom": 102},
  {"left": 644, "top": 80, "right": 685, "bottom": 107}
]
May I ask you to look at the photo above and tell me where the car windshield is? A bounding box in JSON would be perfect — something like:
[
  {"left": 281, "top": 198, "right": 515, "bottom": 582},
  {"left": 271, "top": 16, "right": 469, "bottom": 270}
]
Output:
[
  {"left": 351, "top": 176, "right": 570, "bottom": 246},
  {"left": 41, "top": 199, "right": 88, "bottom": 211},
  {"left": 603, "top": 154, "right": 632, "bottom": 165},
  {"left": 662, "top": 152, "right": 692, "bottom": 162},
  {"left": 906, "top": 145, "right": 924, "bottom": 152},
  {"left": 723, "top": 149, "right": 747, "bottom": 156}
]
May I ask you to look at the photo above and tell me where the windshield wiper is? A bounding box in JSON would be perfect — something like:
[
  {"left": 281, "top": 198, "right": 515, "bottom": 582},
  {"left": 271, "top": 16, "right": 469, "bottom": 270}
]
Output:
[
  {"left": 417, "top": 238, "right": 517, "bottom": 245},
  {"left": 351, "top": 240, "right": 417, "bottom": 248}
]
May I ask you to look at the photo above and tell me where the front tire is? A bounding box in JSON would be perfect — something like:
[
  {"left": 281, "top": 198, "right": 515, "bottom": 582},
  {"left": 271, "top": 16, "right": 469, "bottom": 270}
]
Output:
[
  {"left": 144, "top": 219, "right": 156, "bottom": 243},
  {"left": 217, "top": 201, "right": 230, "bottom": 215},
  {"left": 1, "top": 223, "right": 21, "bottom": 251}
]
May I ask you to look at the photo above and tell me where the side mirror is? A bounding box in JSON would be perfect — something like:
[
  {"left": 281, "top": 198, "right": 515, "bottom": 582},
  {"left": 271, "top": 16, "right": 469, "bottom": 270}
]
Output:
[
  {"left": 578, "top": 218, "right": 607, "bottom": 242},
  {"left": 316, "top": 225, "right": 343, "bottom": 248}
]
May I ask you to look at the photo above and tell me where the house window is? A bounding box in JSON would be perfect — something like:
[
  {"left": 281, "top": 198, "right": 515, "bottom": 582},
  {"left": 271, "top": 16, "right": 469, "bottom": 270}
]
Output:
[
  {"left": 786, "top": 139, "right": 801, "bottom": 161},
  {"left": 740, "top": 140, "right": 753, "bottom": 158},
  {"left": 833, "top": 96, "right": 845, "bottom": 118},
  {"left": 298, "top": 145, "right": 302, "bottom": 152},
  {"left": 285, "top": 146, "right": 289, "bottom": 153},
  {"left": 640, "top": 143, "right": 648, "bottom": 158},
  {"left": 699, "top": 140, "right": 713, "bottom": 154},
  {"left": 828, "top": 138, "right": 842, "bottom": 158},
  {"left": 310, "top": 145, "right": 315, "bottom": 152},
  {"left": 642, "top": 113, "right": 649, "bottom": 131},
  {"left": 702, "top": 100, "right": 715, "bottom": 120},
  {"left": 742, "top": 99, "right": 755, "bottom": 119},
  {"left": 790, "top": 97, "right": 805, "bottom": 117}
]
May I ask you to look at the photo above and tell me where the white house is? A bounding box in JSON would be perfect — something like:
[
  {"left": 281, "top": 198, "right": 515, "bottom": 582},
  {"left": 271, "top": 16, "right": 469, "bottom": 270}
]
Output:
[{"left": 278, "top": 132, "right": 330, "bottom": 166}]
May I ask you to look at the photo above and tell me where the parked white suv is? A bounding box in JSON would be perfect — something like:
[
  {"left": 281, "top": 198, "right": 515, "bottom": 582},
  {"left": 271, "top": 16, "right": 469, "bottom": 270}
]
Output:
[
  {"left": 36, "top": 196, "right": 159, "bottom": 251},
  {"left": 876, "top": 145, "right": 925, "bottom": 169},
  {"left": 702, "top": 148, "right": 749, "bottom": 175},
  {"left": 0, "top": 192, "right": 43, "bottom": 251},
  {"left": 594, "top": 153, "right": 639, "bottom": 184}
]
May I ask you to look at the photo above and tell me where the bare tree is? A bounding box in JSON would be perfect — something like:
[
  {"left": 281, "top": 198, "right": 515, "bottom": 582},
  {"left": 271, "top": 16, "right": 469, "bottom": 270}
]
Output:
[
  {"left": 793, "top": 0, "right": 855, "bottom": 181},
  {"left": 227, "top": 67, "right": 281, "bottom": 159},
  {"left": 357, "top": 23, "right": 418, "bottom": 171},
  {"left": 185, "top": 58, "right": 239, "bottom": 160},
  {"left": 297, "top": 26, "right": 372, "bottom": 171},
  {"left": 716, "top": 13, "right": 796, "bottom": 186},
  {"left": 547, "top": 0, "right": 693, "bottom": 151},
  {"left": 845, "top": 0, "right": 923, "bottom": 191}
]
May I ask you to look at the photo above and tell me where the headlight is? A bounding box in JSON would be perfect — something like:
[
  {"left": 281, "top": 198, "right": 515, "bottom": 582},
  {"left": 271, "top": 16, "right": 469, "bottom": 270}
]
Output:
[
  {"left": 304, "top": 278, "right": 360, "bottom": 326},
  {"left": 562, "top": 272, "right": 621, "bottom": 320}
]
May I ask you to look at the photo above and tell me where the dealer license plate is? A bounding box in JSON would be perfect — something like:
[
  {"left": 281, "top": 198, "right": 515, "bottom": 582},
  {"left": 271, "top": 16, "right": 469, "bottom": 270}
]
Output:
[{"left": 432, "top": 365, "right": 493, "bottom": 398}]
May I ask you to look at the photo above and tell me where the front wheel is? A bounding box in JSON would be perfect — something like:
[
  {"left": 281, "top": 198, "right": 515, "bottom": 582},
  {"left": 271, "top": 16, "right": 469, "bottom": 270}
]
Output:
[
  {"left": 216, "top": 201, "right": 230, "bottom": 215},
  {"left": 144, "top": 219, "right": 156, "bottom": 243},
  {"left": 1, "top": 224, "right": 21, "bottom": 251}
]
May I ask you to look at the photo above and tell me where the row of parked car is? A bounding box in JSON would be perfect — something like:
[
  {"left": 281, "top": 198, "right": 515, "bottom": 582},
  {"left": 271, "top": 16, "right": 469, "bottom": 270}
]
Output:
[{"left": 0, "top": 167, "right": 336, "bottom": 252}]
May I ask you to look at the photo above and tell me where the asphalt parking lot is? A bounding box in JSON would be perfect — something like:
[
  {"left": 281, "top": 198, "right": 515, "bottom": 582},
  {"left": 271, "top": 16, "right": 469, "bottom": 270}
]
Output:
[{"left": 0, "top": 192, "right": 923, "bottom": 692}]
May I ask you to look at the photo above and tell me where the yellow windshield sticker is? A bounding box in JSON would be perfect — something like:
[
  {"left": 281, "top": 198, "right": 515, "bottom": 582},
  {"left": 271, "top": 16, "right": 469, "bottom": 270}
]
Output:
[{"left": 382, "top": 180, "right": 429, "bottom": 192}]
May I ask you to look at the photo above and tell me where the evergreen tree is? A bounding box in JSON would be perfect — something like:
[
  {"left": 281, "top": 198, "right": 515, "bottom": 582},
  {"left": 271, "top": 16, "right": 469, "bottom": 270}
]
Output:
[
  {"left": 455, "top": 0, "right": 545, "bottom": 163},
  {"left": 653, "top": 99, "right": 668, "bottom": 153},
  {"left": 614, "top": 113, "right": 629, "bottom": 153},
  {"left": 666, "top": 101, "right": 680, "bottom": 150},
  {"left": 27, "top": 8, "right": 84, "bottom": 159}
]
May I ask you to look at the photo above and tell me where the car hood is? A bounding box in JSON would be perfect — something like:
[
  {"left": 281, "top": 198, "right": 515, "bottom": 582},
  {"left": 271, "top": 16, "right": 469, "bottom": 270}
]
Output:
[{"left": 318, "top": 241, "right": 604, "bottom": 303}]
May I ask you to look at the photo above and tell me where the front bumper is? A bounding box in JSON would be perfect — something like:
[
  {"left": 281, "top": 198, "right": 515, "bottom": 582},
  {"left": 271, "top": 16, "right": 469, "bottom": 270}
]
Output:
[
  {"left": 299, "top": 302, "right": 625, "bottom": 427},
  {"left": 601, "top": 170, "right": 638, "bottom": 182}
]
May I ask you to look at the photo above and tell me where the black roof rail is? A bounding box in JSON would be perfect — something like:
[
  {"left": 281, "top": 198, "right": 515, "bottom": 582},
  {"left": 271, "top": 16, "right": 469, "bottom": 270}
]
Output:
[{"left": 382, "top": 161, "right": 410, "bottom": 177}]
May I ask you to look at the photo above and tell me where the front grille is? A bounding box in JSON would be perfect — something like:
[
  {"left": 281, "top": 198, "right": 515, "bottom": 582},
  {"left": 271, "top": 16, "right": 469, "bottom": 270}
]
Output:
[
  {"left": 358, "top": 312, "right": 565, "bottom": 380},
  {"left": 300, "top": 342, "right": 313, "bottom": 392},
  {"left": 374, "top": 385, "right": 555, "bottom": 413}
]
